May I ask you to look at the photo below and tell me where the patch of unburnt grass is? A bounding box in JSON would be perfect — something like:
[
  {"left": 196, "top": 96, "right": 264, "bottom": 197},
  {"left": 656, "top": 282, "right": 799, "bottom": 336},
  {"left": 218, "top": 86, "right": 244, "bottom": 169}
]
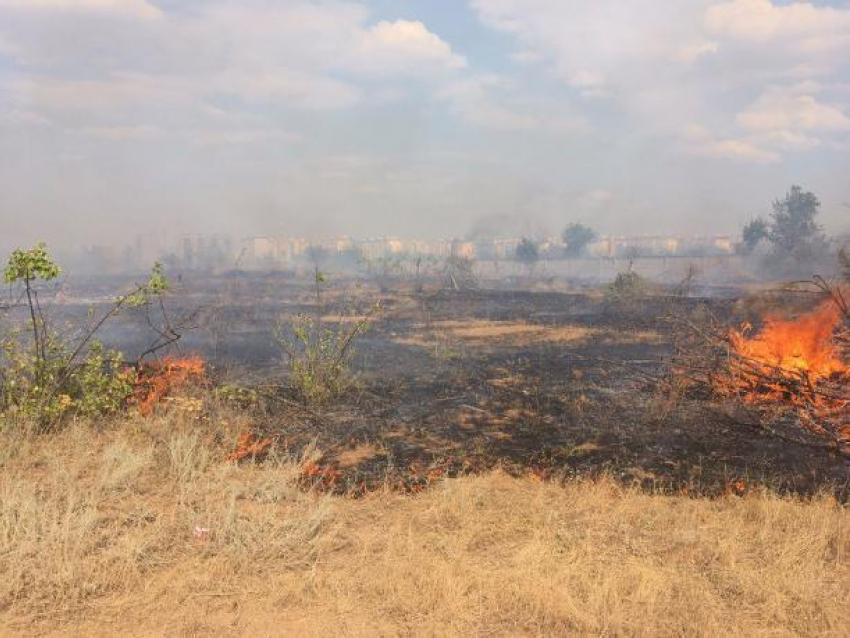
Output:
[{"left": 0, "top": 417, "right": 846, "bottom": 636}]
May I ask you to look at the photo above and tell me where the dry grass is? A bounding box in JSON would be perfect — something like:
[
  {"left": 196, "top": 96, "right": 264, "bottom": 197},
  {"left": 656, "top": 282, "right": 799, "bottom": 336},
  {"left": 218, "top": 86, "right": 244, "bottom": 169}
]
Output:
[
  {"left": 396, "top": 319, "right": 663, "bottom": 348},
  {"left": 0, "top": 416, "right": 847, "bottom": 636}
]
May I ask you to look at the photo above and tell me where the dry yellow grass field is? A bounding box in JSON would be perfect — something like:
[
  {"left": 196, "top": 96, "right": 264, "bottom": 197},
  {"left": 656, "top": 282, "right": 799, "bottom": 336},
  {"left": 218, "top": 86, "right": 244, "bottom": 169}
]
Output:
[{"left": 1, "top": 414, "right": 847, "bottom": 636}]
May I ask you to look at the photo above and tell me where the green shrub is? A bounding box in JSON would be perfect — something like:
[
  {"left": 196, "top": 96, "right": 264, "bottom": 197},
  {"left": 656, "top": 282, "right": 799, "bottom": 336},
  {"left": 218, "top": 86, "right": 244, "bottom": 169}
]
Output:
[
  {"left": 276, "top": 305, "right": 378, "bottom": 405},
  {"left": 606, "top": 270, "right": 646, "bottom": 300},
  {"left": 0, "top": 331, "right": 135, "bottom": 424},
  {"left": 75, "top": 343, "right": 137, "bottom": 417},
  {"left": 1, "top": 244, "right": 169, "bottom": 428}
]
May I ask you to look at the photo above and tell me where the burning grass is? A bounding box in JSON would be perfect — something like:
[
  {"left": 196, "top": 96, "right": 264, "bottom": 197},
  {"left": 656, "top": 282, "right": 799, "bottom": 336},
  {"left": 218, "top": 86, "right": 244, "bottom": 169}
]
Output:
[
  {"left": 0, "top": 418, "right": 846, "bottom": 636},
  {"left": 672, "top": 298, "right": 849, "bottom": 453},
  {"left": 132, "top": 355, "right": 206, "bottom": 416}
]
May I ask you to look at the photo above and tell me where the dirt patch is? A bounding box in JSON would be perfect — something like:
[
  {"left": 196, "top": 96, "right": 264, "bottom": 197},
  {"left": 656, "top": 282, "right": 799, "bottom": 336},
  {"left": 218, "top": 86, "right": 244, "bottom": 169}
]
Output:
[
  {"left": 395, "top": 319, "right": 594, "bottom": 346},
  {"left": 319, "top": 314, "right": 372, "bottom": 324},
  {"left": 394, "top": 319, "right": 664, "bottom": 349},
  {"left": 336, "top": 444, "right": 380, "bottom": 468}
]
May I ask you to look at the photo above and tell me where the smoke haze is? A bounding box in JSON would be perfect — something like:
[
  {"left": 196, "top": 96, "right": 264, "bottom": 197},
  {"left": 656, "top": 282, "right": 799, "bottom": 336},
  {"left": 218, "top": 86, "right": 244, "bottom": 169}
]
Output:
[{"left": 1, "top": 0, "right": 849, "bottom": 255}]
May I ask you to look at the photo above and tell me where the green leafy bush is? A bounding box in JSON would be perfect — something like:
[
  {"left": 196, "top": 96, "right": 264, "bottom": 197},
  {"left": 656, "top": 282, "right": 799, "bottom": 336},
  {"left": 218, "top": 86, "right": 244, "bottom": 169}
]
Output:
[
  {"left": 75, "top": 343, "right": 137, "bottom": 417},
  {"left": 1, "top": 244, "right": 170, "bottom": 428},
  {"left": 0, "top": 332, "right": 135, "bottom": 423},
  {"left": 276, "top": 305, "right": 378, "bottom": 405}
]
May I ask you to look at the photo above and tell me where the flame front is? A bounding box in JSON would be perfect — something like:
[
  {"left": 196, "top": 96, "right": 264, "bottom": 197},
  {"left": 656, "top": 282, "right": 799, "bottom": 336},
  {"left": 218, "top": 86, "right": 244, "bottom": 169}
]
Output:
[
  {"left": 719, "top": 301, "right": 848, "bottom": 449},
  {"left": 133, "top": 355, "right": 206, "bottom": 416},
  {"left": 730, "top": 303, "right": 845, "bottom": 383}
]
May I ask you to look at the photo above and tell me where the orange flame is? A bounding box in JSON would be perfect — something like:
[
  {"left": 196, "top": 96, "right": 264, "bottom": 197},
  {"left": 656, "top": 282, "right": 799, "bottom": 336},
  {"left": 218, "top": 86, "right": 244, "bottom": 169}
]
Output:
[
  {"left": 225, "top": 432, "right": 272, "bottom": 462},
  {"left": 722, "top": 302, "right": 848, "bottom": 449},
  {"left": 133, "top": 355, "right": 206, "bottom": 416},
  {"left": 730, "top": 303, "right": 845, "bottom": 383}
]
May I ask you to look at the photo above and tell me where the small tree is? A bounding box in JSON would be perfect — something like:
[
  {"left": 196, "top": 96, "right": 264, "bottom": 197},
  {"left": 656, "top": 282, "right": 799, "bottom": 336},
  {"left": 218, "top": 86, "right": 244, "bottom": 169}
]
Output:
[
  {"left": 1, "top": 245, "right": 175, "bottom": 427},
  {"left": 739, "top": 218, "right": 769, "bottom": 254},
  {"left": 515, "top": 237, "right": 540, "bottom": 273},
  {"left": 306, "top": 245, "right": 329, "bottom": 304},
  {"left": 737, "top": 186, "right": 831, "bottom": 272},
  {"left": 3, "top": 243, "right": 61, "bottom": 365},
  {"left": 562, "top": 223, "right": 597, "bottom": 257},
  {"left": 767, "top": 186, "right": 828, "bottom": 261}
]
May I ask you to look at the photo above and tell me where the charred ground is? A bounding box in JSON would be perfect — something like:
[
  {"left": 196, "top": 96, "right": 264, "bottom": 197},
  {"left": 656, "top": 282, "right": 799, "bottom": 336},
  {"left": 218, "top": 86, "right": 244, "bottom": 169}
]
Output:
[{"left": 48, "top": 272, "right": 847, "bottom": 500}]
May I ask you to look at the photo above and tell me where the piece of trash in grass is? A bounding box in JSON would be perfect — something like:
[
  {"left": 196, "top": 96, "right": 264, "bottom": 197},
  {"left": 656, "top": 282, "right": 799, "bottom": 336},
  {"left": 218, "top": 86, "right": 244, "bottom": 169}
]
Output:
[{"left": 193, "top": 526, "right": 212, "bottom": 542}]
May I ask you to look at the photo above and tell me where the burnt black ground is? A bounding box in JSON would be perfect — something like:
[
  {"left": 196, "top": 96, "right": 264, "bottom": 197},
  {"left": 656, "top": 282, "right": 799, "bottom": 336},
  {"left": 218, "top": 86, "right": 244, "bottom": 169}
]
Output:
[{"left": 43, "top": 274, "right": 850, "bottom": 499}]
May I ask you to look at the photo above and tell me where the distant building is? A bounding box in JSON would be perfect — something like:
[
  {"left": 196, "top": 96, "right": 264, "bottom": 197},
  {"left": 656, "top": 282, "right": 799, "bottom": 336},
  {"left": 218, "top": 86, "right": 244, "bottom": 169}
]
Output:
[
  {"left": 357, "top": 237, "right": 406, "bottom": 259},
  {"left": 451, "top": 239, "right": 476, "bottom": 259},
  {"left": 154, "top": 231, "right": 737, "bottom": 273},
  {"left": 585, "top": 234, "right": 734, "bottom": 258},
  {"left": 472, "top": 237, "right": 519, "bottom": 260},
  {"left": 244, "top": 236, "right": 308, "bottom": 268}
]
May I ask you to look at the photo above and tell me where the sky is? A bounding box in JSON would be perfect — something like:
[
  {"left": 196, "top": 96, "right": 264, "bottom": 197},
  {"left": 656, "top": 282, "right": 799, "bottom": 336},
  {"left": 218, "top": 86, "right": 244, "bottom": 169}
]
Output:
[{"left": 1, "top": 0, "right": 849, "bottom": 251}]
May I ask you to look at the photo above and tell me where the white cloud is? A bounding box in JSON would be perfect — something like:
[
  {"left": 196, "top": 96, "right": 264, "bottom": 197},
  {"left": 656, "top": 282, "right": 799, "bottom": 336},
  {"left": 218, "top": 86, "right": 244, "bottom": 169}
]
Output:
[
  {"left": 761, "top": 129, "right": 820, "bottom": 151},
  {"left": 10, "top": 74, "right": 197, "bottom": 112},
  {"left": 705, "top": 0, "right": 850, "bottom": 51},
  {"left": 471, "top": 0, "right": 712, "bottom": 96},
  {"left": 351, "top": 20, "right": 466, "bottom": 76},
  {"left": 2, "top": 0, "right": 849, "bottom": 245},
  {"left": 191, "top": 128, "right": 297, "bottom": 148},
  {"left": 736, "top": 88, "right": 850, "bottom": 133},
  {"left": 437, "top": 74, "right": 587, "bottom": 131},
  {"left": 675, "top": 41, "right": 719, "bottom": 63},
  {"left": 0, "top": 1, "right": 467, "bottom": 121},
  {"left": 215, "top": 70, "right": 361, "bottom": 111},
  {"left": 510, "top": 49, "right": 544, "bottom": 64},
  {"left": 438, "top": 76, "right": 537, "bottom": 130},
  {"left": 472, "top": 0, "right": 850, "bottom": 164},
  {"left": 682, "top": 83, "right": 850, "bottom": 162},
  {"left": 0, "top": 0, "right": 162, "bottom": 20},
  {"left": 682, "top": 124, "right": 780, "bottom": 163},
  {"left": 700, "top": 138, "right": 779, "bottom": 163},
  {"left": 703, "top": 0, "right": 850, "bottom": 82},
  {"left": 678, "top": 80, "right": 850, "bottom": 165}
]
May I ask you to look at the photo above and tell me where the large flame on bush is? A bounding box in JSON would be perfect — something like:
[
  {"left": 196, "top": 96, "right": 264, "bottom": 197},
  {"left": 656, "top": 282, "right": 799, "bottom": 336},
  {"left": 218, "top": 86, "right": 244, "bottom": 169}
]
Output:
[
  {"left": 730, "top": 303, "right": 845, "bottom": 383},
  {"left": 723, "top": 301, "right": 848, "bottom": 450}
]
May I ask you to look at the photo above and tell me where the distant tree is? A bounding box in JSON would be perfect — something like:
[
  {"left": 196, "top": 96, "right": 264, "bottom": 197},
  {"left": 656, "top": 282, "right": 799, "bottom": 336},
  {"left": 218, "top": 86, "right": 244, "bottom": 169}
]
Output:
[
  {"left": 767, "top": 186, "right": 827, "bottom": 260},
  {"left": 562, "top": 223, "right": 597, "bottom": 257},
  {"left": 737, "top": 186, "right": 831, "bottom": 274},
  {"left": 840, "top": 245, "right": 850, "bottom": 281},
  {"left": 515, "top": 237, "right": 540, "bottom": 272},
  {"left": 739, "top": 218, "right": 769, "bottom": 254}
]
